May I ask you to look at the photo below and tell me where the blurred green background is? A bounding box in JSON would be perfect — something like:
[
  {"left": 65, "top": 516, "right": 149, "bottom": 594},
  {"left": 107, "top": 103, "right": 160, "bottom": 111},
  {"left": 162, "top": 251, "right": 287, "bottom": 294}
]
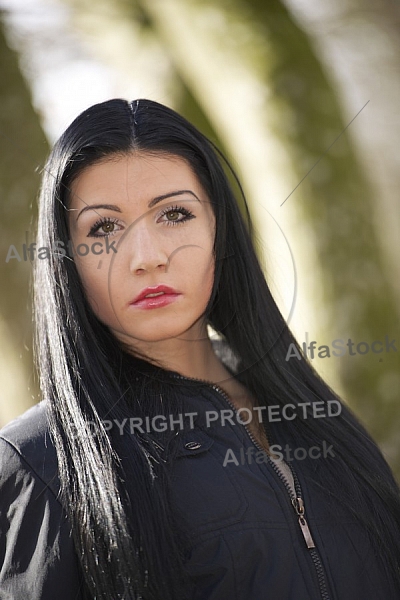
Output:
[{"left": 1, "top": 0, "right": 399, "bottom": 477}]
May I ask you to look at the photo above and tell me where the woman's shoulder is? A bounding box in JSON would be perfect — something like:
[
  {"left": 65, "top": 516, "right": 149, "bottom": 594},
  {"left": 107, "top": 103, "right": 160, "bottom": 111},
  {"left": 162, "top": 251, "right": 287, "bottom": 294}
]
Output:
[
  {"left": 0, "top": 400, "right": 61, "bottom": 501},
  {"left": 0, "top": 402, "right": 88, "bottom": 599},
  {"left": 1, "top": 399, "right": 49, "bottom": 442}
]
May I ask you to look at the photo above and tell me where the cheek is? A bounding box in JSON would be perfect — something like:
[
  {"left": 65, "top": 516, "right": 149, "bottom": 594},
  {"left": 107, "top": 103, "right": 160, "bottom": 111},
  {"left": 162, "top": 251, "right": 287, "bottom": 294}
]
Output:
[
  {"left": 191, "top": 229, "right": 215, "bottom": 287},
  {"left": 191, "top": 247, "right": 215, "bottom": 305},
  {"left": 75, "top": 260, "right": 116, "bottom": 322}
]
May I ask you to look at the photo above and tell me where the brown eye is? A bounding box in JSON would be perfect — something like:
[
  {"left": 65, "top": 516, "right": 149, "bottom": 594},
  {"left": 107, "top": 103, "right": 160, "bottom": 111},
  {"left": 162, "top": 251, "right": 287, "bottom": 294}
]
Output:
[
  {"left": 88, "top": 217, "right": 121, "bottom": 238},
  {"left": 166, "top": 211, "right": 180, "bottom": 221},
  {"left": 101, "top": 221, "right": 115, "bottom": 233},
  {"left": 158, "top": 204, "right": 195, "bottom": 227}
]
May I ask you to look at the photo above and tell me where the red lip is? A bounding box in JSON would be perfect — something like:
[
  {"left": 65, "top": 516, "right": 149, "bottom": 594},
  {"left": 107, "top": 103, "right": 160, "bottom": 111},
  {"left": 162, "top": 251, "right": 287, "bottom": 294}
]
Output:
[{"left": 130, "top": 284, "right": 181, "bottom": 305}]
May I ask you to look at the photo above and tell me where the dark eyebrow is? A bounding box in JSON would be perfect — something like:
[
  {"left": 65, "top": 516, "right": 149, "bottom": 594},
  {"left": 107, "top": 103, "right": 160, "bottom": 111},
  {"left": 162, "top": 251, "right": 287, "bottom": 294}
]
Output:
[
  {"left": 76, "top": 190, "right": 200, "bottom": 221},
  {"left": 76, "top": 204, "right": 122, "bottom": 221},
  {"left": 148, "top": 190, "right": 201, "bottom": 208}
]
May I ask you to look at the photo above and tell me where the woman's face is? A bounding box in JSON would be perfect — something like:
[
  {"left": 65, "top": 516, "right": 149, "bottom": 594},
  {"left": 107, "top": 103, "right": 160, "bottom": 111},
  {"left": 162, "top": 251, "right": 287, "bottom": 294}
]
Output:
[{"left": 67, "top": 152, "right": 216, "bottom": 355}]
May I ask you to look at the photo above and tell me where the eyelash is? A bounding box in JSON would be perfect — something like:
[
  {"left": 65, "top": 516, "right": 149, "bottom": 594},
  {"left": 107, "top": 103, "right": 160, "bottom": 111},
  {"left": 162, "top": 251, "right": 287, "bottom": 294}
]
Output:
[
  {"left": 88, "top": 217, "right": 121, "bottom": 238},
  {"left": 87, "top": 205, "right": 195, "bottom": 238},
  {"left": 158, "top": 204, "right": 195, "bottom": 227}
]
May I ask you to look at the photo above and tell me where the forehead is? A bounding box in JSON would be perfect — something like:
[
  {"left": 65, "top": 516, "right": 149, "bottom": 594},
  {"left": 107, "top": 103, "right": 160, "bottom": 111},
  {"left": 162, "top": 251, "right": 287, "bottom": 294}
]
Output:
[{"left": 68, "top": 152, "right": 206, "bottom": 207}]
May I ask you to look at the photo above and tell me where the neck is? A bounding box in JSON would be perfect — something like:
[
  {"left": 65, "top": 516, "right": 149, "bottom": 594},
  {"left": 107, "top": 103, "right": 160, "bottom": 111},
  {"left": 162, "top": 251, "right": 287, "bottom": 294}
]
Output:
[{"left": 118, "top": 321, "right": 235, "bottom": 387}]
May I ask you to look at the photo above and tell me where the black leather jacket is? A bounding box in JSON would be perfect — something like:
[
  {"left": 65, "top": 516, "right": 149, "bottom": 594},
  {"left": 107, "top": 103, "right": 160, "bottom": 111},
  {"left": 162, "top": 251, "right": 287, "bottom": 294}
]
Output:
[{"left": 0, "top": 385, "right": 397, "bottom": 600}]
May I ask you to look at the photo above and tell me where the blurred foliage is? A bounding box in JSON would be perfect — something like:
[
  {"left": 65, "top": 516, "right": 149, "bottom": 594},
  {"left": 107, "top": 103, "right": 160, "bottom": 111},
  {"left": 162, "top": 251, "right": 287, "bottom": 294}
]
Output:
[
  {"left": 229, "top": 0, "right": 400, "bottom": 457},
  {"left": 0, "top": 16, "right": 48, "bottom": 425}
]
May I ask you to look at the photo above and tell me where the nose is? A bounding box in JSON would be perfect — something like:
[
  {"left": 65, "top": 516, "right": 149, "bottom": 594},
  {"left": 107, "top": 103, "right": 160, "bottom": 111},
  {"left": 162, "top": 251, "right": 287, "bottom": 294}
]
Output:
[{"left": 128, "top": 221, "right": 169, "bottom": 274}]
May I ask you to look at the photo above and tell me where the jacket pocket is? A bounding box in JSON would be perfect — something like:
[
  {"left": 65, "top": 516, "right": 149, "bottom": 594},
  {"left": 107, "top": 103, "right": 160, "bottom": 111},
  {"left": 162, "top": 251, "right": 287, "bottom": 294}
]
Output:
[
  {"left": 167, "top": 429, "right": 249, "bottom": 537},
  {"left": 173, "top": 429, "right": 215, "bottom": 457}
]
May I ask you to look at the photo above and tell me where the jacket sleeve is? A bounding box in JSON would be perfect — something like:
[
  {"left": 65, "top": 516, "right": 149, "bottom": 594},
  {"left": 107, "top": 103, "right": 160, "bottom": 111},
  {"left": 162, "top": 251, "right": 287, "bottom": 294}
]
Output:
[{"left": 0, "top": 437, "right": 88, "bottom": 600}]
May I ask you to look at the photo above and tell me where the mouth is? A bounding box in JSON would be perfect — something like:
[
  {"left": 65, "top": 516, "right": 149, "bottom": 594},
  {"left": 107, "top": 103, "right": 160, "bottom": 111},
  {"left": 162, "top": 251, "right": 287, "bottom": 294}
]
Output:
[
  {"left": 130, "top": 285, "right": 181, "bottom": 310},
  {"left": 142, "top": 291, "right": 166, "bottom": 298}
]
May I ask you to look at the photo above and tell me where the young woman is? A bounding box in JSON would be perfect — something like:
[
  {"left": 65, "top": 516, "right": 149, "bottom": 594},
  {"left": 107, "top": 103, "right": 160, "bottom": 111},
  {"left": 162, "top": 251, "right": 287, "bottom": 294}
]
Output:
[{"left": 1, "top": 98, "right": 400, "bottom": 600}]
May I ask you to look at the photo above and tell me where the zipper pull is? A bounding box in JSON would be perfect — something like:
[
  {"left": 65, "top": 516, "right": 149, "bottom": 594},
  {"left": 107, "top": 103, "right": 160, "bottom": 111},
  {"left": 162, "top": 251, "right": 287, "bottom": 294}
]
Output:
[{"left": 292, "top": 497, "right": 316, "bottom": 549}]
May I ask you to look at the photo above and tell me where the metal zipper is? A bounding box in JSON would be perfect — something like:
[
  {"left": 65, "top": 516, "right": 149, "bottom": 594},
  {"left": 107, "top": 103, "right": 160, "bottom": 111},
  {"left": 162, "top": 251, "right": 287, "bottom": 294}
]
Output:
[{"left": 171, "top": 373, "right": 331, "bottom": 600}]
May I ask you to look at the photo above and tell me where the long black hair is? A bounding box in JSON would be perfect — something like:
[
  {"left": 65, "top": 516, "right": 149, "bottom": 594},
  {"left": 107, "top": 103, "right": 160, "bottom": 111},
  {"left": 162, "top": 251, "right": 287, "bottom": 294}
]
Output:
[{"left": 34, "top": 98, "right": 400, "bottom": 599}]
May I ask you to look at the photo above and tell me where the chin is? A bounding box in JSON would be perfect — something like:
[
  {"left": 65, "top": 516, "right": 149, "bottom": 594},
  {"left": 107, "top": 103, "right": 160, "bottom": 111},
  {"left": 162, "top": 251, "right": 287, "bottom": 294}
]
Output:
[{"left": 110, "top": 323, "right": 197, "bottom": 346}]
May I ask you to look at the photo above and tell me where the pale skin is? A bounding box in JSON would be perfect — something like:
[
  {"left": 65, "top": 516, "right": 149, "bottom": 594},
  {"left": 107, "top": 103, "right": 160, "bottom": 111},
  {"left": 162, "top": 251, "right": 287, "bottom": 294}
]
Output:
[{"left": 67, "top": 151, "right": 270, "bottom": 451}]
